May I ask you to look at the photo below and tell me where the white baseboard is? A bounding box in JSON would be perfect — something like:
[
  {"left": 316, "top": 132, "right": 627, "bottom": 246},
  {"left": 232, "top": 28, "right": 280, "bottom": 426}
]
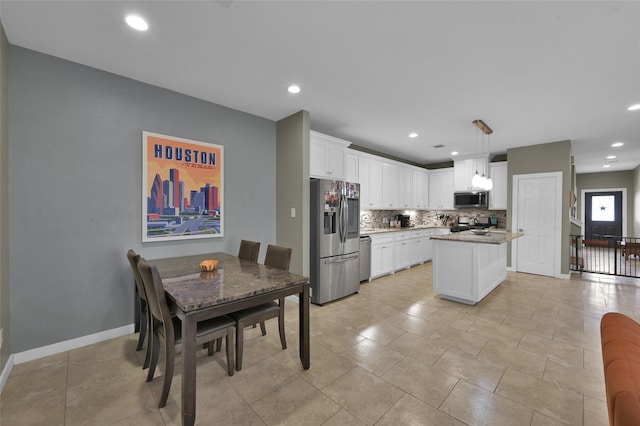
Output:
[
  {"left": 0, "top": 354, "right": 14, "bottom": 394},
  {"left": 13, "top": 324, "right": 134, "bottom": 365}
]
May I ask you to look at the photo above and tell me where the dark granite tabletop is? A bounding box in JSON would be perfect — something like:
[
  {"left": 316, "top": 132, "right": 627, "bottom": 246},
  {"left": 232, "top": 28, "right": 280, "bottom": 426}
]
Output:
[{"left": 151, "top": 252, "right": 309, "bottom": 312}]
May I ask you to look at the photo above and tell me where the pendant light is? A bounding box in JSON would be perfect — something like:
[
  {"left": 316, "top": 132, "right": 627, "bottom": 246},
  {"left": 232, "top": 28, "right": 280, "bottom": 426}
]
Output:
[
  {"left": 471, "top": 124, "right": 483, "bottom": 188},
  {"left": 471, "top": 119, "right": 493, "bottom": 191}
]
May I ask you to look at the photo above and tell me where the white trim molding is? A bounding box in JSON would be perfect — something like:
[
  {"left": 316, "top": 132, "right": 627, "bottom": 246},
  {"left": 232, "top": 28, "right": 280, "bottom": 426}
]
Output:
[
  {"left": 0, "top": 354, "right": 14, "bottom": 394},
  {"left": 13, "top": 324, "right": 134, "bottom": 365}
]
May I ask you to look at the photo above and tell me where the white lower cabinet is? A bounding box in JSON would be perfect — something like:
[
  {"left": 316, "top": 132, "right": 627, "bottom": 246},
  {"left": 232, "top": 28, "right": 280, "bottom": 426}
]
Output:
[
  {"left": 393, "top": 232, "right": 411, "bottom": 271},
  {"left": 370, "top": 234, "right": 394, "bottom": 279},
  {"left": 366, "top": 228, "right": 449, "bottom": 280},
  {"left": 410, "top": 231, "right": 426, "bottom": 265}
]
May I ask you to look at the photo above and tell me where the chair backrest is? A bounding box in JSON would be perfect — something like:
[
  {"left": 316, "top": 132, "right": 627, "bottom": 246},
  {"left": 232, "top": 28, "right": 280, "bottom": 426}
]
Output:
[
  {"left": 126, "top": 249, "right": 146, "bottom": 301},
  {"left": 137, "top": 258, "right": 175, "bottom": 340},
  {"left": 238, "top": 240, "right": 261, "bottom": 262},
  {"left": 264, "top": 245, "right": 292, "bottom": 271}
]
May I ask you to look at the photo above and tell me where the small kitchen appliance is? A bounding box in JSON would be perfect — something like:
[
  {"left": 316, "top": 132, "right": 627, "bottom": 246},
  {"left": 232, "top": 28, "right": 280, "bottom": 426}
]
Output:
[{"left": 395, "top": 214, "right": 411, "bottom": 228}]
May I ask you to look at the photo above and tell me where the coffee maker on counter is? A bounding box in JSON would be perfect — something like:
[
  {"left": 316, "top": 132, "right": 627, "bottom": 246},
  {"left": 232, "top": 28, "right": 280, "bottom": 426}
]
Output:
[{"left": 395, "top": 214, "right": 411, "bottom": 228}]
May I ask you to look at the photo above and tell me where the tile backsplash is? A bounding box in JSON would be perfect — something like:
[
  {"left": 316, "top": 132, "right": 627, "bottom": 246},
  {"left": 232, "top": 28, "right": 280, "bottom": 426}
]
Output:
[{"left": 360, "top": 209, "right": 507, "bottom": 229}]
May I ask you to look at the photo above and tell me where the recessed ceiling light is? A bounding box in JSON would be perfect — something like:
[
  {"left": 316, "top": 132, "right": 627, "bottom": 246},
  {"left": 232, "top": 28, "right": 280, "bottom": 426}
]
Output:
[
  {"left": 628, "top": 104, "right": 640, "bottom": 111},
  {"left": 611, "top": 142, "right": 624, "bottom": 147},
  {"left": 287, "top": 85, "right": 301, "bottom": 94},
  {"left": 409, "top": 133, "right": 418, "bottom": 138},
  {"left": 603, "top": 164, "right": 611, "bottom": 168},
  {"left": 451, "top": 151, "right": 459, "bottom": 156},
  {"left": 125, "top": 14, "right": 148, "bottom": 31},
  {"left": 606, "top": 155, "right": 617, "bottom": 160}
]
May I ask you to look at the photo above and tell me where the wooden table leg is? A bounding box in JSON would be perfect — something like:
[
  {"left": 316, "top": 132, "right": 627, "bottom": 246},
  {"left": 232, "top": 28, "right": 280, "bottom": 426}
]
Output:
[
  {"left": 299, "top": 285, "right": 310, "bottom": 370},
  {"left": 182, "top": 314, "right": 197, "bottom": 426}
]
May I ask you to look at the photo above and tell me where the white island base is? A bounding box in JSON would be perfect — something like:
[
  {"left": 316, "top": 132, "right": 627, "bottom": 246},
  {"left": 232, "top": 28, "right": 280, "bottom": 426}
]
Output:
[{"left": 432, "top": 235, "right": 512, "bottom": 305}]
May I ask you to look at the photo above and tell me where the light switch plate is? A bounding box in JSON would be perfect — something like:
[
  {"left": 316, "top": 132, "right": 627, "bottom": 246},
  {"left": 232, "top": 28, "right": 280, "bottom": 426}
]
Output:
[{"left": 290, "top": 207, "right": 296, "bottom": 218}]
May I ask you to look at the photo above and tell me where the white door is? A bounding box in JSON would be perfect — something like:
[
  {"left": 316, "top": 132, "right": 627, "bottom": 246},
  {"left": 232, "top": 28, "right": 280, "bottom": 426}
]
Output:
[{"left": 514, "top": 173, "right": 561, "bottom": 277}]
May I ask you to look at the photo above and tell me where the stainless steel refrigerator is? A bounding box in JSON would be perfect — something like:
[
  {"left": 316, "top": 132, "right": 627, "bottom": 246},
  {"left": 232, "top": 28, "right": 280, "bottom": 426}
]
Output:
[{"left": 310, "top": 178, "right": 360, "bottom": 305}]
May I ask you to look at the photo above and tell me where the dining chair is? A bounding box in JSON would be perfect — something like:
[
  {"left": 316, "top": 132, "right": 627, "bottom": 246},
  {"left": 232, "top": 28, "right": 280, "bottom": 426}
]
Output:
[
  {"left": 126, "top": 249, "right": 151, "bottom": 369},
  {"left": 230, "top": 244, "right": 292, "bottom": 370},
  {"left": 137, "top": 258, "right": 235, "bottom": 408},
  {"left": 238, "top": 239, "right": 260, "bottom": 262}
]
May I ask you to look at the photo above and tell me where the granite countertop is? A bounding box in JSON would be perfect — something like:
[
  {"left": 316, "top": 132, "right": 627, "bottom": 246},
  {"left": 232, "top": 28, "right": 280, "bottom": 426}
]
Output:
[
  {"left": 430, "top": 230, "right": 524, "bottom": 245},
  {"left": 361, "top": 225, "right": 450, "bottom": 235}
]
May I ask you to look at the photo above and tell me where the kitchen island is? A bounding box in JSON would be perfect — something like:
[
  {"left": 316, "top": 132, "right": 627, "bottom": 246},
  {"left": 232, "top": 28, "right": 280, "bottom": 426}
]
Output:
[{"left": 431, "top": 230, "right": 523, "bottom": 305}]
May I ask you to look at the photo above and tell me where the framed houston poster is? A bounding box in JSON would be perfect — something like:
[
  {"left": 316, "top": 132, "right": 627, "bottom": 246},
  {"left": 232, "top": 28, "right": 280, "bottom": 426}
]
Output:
[{"left": 142, "top": 131, "right": 224, "bottom": 242}]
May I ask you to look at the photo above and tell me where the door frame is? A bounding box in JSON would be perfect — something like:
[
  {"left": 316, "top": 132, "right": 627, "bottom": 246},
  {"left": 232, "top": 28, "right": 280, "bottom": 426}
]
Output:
[
  {"left": 580, "top": 188, "right": 627, "bottom": 237},
  {"left": 511, "top": 172, "right": 563, "bottom": 278}
]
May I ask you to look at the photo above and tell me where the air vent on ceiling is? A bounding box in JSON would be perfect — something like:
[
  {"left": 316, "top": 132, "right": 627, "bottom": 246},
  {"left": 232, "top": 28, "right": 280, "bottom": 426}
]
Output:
[{"left": 432, "top": 144, "right": 445, "bottom": 148}]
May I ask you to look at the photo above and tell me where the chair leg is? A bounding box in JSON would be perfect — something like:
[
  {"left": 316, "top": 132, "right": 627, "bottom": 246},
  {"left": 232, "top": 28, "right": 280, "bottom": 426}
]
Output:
[
  {"left": 207, "top": 341, "right": 215, "bottom": 356},
  {"left": 215, "top": 337, "right": 222, "bottom": 352},
  {"left": 225, "top": 327, "right": 234, "bottom": 376},
  {"left": 136, "top": 301, "right": 147, "bottom": 351},
  {"left": 278, "top": 309, "right": 287, "bottom": 350},
  {"left": 259, "top": 321, "right": 267, "bottom": 336},
  {"left": 146, "top": 324, "right": 160, "bottom": 382},
  {"left": 159, "top": 338, "right": 174, "bottom": 408},
  {"left": 235, "top": 323, "right": 244, "bottom": 371},
  {"left": 143, "top": 311, "right": 152, "bottom": 369}
]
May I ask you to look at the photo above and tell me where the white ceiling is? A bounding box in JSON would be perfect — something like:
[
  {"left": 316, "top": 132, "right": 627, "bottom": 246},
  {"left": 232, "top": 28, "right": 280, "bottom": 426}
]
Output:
[{"left": 2, "top": 1, "right": 639, "bottom": 173}]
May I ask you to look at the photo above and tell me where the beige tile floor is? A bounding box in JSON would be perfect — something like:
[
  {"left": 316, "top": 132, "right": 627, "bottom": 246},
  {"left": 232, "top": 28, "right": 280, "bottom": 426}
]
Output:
[{"left": 2, "top": 263, "right": 638, "bottom": 425}]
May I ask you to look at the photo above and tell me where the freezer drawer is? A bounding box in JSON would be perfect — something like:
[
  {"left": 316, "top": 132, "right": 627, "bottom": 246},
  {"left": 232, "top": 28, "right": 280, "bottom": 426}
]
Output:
[{"left": 311, "top": 253, "right": 360, "bottom": 305}]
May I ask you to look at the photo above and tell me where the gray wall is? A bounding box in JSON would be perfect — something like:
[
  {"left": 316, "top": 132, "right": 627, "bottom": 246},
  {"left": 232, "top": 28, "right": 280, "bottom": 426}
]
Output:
[
  {"left": 576, "top": 170, "right": 635, "bottom": 236},
  {"left": 9, "top": 47, "right": 277, "bottom": 353},
  {"left": 276, "top": 111, "right": 310, "bottom": 276},
  {"left": 0, "top": 25, "right": 9, "bottom": 371},
  {"left": 507, "top": 140, "right": 572, "bottom": 275}
]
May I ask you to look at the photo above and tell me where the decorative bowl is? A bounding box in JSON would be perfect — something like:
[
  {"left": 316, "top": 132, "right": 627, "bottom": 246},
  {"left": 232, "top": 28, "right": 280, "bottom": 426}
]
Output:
[
  {"left": 470, "top": 229, "right": 489, "bottom": 235},
  {"left": 199, "top": 260, "right": 218, "bottom": 271}
]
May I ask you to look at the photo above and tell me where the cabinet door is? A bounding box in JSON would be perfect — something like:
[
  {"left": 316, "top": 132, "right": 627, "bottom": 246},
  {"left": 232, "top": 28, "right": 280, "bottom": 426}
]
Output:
[
  {"left": 382, "top": 162, "right": 399, "bottom": 209},
  {"left": 423, "top": 234, "right": 433, "bottom": 261},
  {"left": 326, "top": 144, "right": 345, "bottom": 179},
  {"left": 429, "top": 169, "right": 454, "bottom": 209},
  {"left": 381, "top": 245, "right": 394, "bottom": 274},
  {"left": 360, "top": 157, "right": 383, "bottom": 209},
  {"left": 345, "top": 151, "right": 359, "bottom": 183},
  {"left": 439, "top": 169, "right": 454, "bottom": 209},
  {"left": 410, "top": 237, "right": 424, "bottom": 265},
  {"left": 309, "top": 139, "right": 328, "bottom": 178},
  {"left": 489, "top": 162, "right": 507, "bottom": 210},
  {"left": 454, "top": 158, "right": 475, "bottom": 191},
  {"left": 398, "top": 166, "right": 413, "bottom": 209},
  {"left": 412, "top": 170, "right": 429, "bottom": 209},
  {"left": 371, "top": 243, "right": 384, "bottom": 278}
]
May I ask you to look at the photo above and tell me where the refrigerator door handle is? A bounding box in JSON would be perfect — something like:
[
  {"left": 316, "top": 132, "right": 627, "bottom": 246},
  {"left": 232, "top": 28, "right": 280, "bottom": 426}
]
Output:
[
  {"left": 324, "top": 254, "right": 359, "bottom": 264},
  {"left": 339, "top": 193, "right": 347, "bottom": 243}
]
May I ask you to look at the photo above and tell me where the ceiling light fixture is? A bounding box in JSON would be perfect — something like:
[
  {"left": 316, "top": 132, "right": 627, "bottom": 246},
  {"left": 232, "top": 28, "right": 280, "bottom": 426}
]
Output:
[
  {"left": 125, "top": 15, "right": 149, "bottom": 31},
  {"left": 409, "top": 132, "right": 418, "bottom": 138},
  {"left": 603, "top": 164, "right": 611, "bottom": 168},
  {"left": 451, "top": 151, "right": 459, "bottom": 156},
  {"left": 287, "top": 85, "right": 301, "bottom": 94},
  {"left": 628, "top": 104, "right": 640, "bottom": 111},
  {"left": 611, "top": 142, "right": 624, "bottom": 147},
  {"left": 471, "top": 119, "right": 493, "bottom": 191},
  {"left": 606, "top": 155, "right": 617, "bottom": 160}
]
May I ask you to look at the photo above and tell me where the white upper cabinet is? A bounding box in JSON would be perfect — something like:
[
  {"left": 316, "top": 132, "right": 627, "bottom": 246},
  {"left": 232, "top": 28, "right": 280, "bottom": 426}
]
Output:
[
  {"left": 359, "top": 154, "right": 383, "bottom": 209},
  {"left": 453, "top": 155, "right": 489, "bottom": 191},
  {"left": 489, "top": 161, "right": 508, "bottom": 210},
  {"left": 412, "top": 169, "right": 429, "bottom": 209},
  {"left": 382, "top": 162, "right": 399, "bottom": 209},
  {"left": 345, "top": 151, "right": 359, "bottom": 183},
  {"left": 309, "top": 131, "right": 351, "bottom": 179},
  {"left": 397, "top": 166, "right": 413, "bottom": 209},
  {"left": 429, "top": 168, "right": 454, "bottom": 210}
]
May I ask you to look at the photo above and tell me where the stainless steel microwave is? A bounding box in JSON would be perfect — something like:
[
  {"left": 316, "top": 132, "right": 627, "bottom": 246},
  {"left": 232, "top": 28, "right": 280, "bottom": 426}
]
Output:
[{"left": 454, "top": 191, "right": 489, "bottom": 209}]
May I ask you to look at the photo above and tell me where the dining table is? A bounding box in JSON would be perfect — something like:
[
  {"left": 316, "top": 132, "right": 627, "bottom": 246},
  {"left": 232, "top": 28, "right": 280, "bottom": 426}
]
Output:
[{"left": 150, "top": 252, "right": 310, "bottom": 426}]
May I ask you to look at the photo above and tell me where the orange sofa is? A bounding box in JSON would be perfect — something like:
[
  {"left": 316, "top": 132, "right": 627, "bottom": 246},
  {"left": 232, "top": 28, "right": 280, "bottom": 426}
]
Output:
[{"left": 601, "top": 312, "right": 640, "bottom": 426}]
